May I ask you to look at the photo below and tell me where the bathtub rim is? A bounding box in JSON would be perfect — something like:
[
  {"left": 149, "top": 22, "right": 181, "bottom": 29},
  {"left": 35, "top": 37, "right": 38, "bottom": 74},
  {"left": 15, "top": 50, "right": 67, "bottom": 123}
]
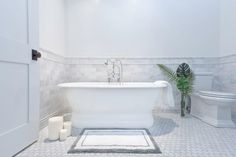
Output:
[{"left": 58, "top": 82, "right": 167, "bottom": 89}]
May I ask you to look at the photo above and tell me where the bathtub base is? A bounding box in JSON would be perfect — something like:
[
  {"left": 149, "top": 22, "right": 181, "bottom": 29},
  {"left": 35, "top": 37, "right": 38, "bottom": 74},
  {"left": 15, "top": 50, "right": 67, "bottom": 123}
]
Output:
[
  {"left": 59, "top": 82, "right": 169, "bottom": 129},
  {"left": 72, "top": 114, "right": 154, "bottom": 128}
]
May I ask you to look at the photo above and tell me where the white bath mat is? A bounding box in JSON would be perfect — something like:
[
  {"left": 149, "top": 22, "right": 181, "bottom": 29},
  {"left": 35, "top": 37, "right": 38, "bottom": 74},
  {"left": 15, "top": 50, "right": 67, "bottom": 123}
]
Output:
[{"left": 68, "top": 128, "right": 161, "bottom": 154}]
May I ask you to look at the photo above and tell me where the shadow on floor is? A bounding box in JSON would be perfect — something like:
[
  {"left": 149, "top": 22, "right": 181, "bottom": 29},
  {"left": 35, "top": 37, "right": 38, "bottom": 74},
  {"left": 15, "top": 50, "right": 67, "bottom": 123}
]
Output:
[
  {"left": 150, "top": 116, "right": 179, "bottom": 136},
  {"left": 44, "top": 139, "right": 60, "bottom": 143},
  {"left": 48, "top": 115, "right": 179, "bottom": 138}
]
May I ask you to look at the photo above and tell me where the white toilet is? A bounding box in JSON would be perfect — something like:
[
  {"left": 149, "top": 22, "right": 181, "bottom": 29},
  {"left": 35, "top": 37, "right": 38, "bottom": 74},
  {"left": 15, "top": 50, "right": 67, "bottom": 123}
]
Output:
[{"left": 191, "top": 74, "right": 236, "bottom": 128}]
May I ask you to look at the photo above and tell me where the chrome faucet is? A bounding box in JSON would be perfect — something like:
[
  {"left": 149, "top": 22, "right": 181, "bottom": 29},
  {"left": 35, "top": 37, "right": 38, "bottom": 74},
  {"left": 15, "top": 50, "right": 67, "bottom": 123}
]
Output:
[{"left": 105, "top": 59, "right": 123, "bottom": 83}]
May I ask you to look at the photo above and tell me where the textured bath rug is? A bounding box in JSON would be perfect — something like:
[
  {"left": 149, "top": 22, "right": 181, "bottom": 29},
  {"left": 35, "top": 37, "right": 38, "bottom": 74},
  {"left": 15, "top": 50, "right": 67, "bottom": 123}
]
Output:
[{"left": 68, "top": 128, "right": 161, "bottom": 154}]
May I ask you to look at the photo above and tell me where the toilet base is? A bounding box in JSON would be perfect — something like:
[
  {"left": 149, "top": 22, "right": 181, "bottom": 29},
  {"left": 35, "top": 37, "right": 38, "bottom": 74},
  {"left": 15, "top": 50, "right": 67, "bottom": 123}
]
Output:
[
  {"left": 192, "top": 113, "right": 236, "bottom": 128},
  {"left": 191, "top": 94, "right": 236, "bottom": 128}
]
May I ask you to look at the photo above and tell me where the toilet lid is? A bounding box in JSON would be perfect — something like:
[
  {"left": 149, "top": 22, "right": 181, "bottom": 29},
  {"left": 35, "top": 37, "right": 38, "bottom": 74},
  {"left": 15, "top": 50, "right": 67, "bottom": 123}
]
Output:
[{"left": 198, "top": 90, "right": 236, "bottom": 99}]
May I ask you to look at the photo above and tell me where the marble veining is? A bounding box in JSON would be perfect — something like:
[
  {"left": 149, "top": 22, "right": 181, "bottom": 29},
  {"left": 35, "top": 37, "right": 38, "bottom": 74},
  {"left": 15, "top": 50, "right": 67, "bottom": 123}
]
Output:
[
  {"left": 39, "top": 51, "right": 68, "bottom": 129},
  {"left": 213, "top": 54, "right": 236, "bottom": 121},
  {"left": 39, "top": 50, "right": 236, "bottom": 128}
]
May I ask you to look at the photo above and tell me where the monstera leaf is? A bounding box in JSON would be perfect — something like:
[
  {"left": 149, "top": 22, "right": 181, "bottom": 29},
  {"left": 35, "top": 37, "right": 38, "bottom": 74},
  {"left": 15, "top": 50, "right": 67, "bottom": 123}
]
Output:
[{"left": 176, "top": 63, "right": 191, "bottom": 78}]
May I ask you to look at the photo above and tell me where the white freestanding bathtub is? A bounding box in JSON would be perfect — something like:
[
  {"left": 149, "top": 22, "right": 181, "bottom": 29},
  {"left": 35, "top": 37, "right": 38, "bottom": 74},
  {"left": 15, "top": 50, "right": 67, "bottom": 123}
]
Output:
[{"left": 58, "top": 82, "right": 174, "bottom": 128}]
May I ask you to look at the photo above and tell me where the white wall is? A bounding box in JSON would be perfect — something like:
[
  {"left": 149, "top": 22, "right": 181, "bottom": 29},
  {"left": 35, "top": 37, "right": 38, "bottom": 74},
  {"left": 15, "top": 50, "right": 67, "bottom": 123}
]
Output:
[
  {"left": 220, "top": 0, "right": 236, "bottom": 56},
  {"left": 66, "top": 0, "right": 220, "bottom": 57},
  {"left": 39, "top": 0, "right": 66, "bottom": 56}
]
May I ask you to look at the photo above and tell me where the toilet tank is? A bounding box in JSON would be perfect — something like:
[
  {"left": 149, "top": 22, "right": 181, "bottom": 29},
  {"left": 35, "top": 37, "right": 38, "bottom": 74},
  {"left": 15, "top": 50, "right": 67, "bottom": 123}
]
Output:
[{"left": 193, "top": 73, "right": 213, "bottom": 91}]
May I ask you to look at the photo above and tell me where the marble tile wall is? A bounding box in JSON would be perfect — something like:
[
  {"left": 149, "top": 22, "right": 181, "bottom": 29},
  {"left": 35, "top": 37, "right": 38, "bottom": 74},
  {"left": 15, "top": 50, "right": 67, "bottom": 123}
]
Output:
[
  {"left": 63, "top": 57, "right": 218, "bottom": 112},
  {"left": 64, "top": 57, "right": 217, "bottom": 82},
  {"left": 39, "top": 50, "right": 68, "bottom": 129},
  {"left": 40, "top": 51, "right": 236, "bottom": 128},
  {"left": 213, "top": 54, "right": 236, "bottom": 121}
]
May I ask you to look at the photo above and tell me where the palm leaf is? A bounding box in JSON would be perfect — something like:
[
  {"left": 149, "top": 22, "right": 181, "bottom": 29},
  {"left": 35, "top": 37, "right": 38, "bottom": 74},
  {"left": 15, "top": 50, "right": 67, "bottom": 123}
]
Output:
[
  {"left": 157, "top": 64, "right": 178, "bottom": 83},
  {"left": 186, "top": 71, "right": 195, "bottom": 93},
  {"left": 188, "top": 71, "right": 195, "bottom": 84}
]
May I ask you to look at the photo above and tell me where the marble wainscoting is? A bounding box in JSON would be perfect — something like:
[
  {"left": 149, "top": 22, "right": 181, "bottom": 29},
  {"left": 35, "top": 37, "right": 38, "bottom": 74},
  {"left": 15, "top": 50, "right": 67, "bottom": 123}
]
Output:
[
  {"left": 63, "top": 57, "right": 218, "bottom": 112},
  {"left": 39, "top": 50, "right": 68, "bottom": 129},
  {"left": 39, "top": 51, "right": 220, "bottom": 129},
  {"left": 214, "top": 54, "right": 236, "bottom": 121}
]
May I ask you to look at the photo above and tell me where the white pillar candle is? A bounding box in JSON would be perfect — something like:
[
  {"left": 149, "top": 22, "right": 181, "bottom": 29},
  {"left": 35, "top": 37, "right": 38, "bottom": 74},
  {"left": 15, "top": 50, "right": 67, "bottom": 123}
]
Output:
[
  {"left": 48, "top": 116, "right": 63, "bottom": 140},
  {"left": 59, "top": 129, "right": 67, "bottom": 141},
  {"left": 63, "top": 121, "right": 72, "bottom": 137}
]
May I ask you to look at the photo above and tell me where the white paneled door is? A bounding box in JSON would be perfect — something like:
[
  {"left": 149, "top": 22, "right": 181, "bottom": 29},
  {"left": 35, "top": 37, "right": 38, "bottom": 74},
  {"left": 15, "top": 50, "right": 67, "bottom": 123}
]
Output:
[{"left": 0, "top": 0, "right": 40, "bottom": 156}]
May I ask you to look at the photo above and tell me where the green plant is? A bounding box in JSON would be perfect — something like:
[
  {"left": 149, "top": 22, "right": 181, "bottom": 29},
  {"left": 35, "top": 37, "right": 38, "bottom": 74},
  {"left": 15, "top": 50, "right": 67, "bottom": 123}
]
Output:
[{"left": 157, "top": 63, "right": 195, "bottom": 117}]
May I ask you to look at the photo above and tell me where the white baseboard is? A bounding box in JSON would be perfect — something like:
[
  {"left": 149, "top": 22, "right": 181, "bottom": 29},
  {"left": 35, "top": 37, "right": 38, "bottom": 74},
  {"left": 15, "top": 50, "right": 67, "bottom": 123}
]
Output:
[
  {"left": 39, "top": 106, "right": 71, "bottom": 130},
  {"left": 40, "top": 110, "right": 63, "bottom": 130}
]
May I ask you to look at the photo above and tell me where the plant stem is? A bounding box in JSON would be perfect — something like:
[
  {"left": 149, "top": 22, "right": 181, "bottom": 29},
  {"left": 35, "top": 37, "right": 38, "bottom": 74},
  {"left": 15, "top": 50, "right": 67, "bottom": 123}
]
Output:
[{"left": 181, "top": 93, "right": 185, "bottom": 117}]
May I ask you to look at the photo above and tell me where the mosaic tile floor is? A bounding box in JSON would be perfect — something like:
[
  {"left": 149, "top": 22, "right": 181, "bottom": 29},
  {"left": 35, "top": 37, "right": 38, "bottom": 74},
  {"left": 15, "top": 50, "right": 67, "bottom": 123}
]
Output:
[{"left": 17, "top": 113, "right": 236, "bottom": 157}]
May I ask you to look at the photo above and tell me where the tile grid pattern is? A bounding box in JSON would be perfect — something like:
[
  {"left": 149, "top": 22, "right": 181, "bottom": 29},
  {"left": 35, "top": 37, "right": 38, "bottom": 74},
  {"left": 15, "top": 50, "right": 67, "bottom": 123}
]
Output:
[
  {"left": 39, "top": 49, "right": 236, "bottom": 128},
  {"left": 39, "top": 50, "right": 219, "bottom": 127},
  {"left": 39, "top": 51, "right": 68, "bottom": 129},
  {"left": 17, "top": 113, "right": 236, "bottom": 157}
]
